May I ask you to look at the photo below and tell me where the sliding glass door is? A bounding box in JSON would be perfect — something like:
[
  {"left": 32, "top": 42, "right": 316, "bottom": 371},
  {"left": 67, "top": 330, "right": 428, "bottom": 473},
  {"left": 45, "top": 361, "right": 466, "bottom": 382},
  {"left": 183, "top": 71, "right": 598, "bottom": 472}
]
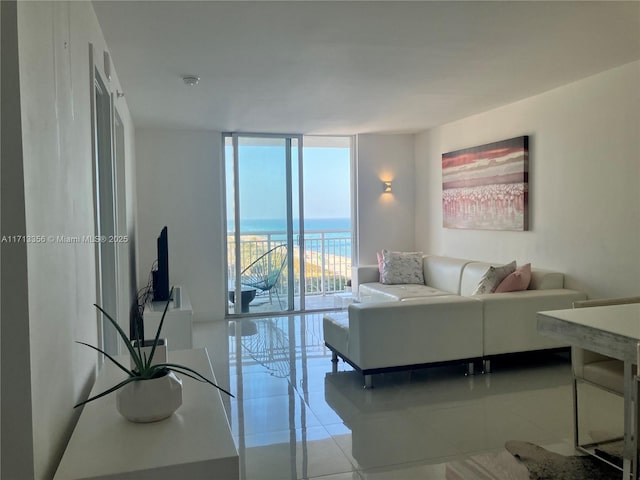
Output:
[
  {"left": 225, "top": 134, "right": 302, "bottom": 315},
  {"left": 225, "top": 134, "right": 353, "bottom": 316}
]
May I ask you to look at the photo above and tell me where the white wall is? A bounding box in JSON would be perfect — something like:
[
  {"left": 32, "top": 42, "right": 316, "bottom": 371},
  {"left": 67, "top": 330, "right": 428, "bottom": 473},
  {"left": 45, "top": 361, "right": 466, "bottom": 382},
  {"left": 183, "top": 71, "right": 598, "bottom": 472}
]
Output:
[
  {"left": 4, "top": 2, "right": 137, "bottom": 478},
  {"left": 355, "top": 134, "right": 415, "bottom": 265},
  {"left": 137, "top": 131, "right": 407, "bottom": 321},
  {"left": 135, "top": 129, "right": 226, "bottom": 323},
  {"left": 1, "top": 2, "right": 34, "bottom": 478},
  {"left": 414, "top": 61, "right": 640, "bottom": 298}
]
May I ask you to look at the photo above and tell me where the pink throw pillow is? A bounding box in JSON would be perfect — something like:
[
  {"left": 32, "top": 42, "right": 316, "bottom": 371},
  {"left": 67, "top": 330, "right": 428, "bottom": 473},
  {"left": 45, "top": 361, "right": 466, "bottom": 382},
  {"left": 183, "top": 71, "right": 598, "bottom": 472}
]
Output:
[{"left": 495, "top": 263, "right": 532, "bottom": 293}]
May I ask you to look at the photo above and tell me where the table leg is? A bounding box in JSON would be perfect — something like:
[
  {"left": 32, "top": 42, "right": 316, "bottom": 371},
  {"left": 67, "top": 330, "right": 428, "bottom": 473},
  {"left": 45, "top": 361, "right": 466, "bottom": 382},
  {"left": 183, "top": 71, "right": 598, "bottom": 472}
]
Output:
[
  {"left": 240, "top": 299, "right": 250, "bottom": 313},
  {"left": 624, "top": 361, "right": 637, "bottom": 479},
  {"left": 635, "top": 374, "right": 640, "bottom": 480}
]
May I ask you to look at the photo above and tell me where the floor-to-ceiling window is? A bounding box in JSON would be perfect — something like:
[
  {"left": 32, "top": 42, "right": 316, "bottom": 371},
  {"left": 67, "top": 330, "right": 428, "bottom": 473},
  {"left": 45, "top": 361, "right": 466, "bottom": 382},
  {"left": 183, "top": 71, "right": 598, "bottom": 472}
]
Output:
[
  {"left": 299, "top": 136, "right": 353, "bottom": 311},
  {"left": 224, "top": 134, "right": 353, "bottom": 316}
]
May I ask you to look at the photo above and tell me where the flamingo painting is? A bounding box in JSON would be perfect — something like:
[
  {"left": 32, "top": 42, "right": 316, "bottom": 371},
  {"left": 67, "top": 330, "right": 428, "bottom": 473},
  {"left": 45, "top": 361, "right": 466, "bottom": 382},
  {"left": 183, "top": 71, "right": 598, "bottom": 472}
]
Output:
[{"left": 442, "top": 136, "right": 529, "bottom": 231}]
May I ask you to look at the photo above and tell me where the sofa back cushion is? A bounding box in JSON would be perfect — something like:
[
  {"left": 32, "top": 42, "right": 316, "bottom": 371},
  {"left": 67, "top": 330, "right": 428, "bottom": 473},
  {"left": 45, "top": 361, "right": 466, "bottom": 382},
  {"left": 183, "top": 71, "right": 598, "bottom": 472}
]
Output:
[
  {"left": 423, "top": 255, "right": 471, "bottom": 294},
  {"left": 529, "top": 269, "right": 564, "bottom": 290},
  {"left": 461, "top": 262, "right": 565, "bottom": 296}
]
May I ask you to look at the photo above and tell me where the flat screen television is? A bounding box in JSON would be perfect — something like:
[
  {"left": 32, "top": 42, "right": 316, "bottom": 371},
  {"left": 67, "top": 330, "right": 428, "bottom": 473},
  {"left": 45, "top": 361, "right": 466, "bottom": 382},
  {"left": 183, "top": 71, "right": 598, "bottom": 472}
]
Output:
[{"left": 152, "top": 226, "right": 170, "bottom": 302}]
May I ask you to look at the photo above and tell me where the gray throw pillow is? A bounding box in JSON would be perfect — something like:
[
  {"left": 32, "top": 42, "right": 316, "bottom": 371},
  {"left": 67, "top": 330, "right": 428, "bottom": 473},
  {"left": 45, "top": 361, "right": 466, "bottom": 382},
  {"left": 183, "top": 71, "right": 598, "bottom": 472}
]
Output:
[{"left": 472, "top": 261, "right": 517, "bottom": 295}]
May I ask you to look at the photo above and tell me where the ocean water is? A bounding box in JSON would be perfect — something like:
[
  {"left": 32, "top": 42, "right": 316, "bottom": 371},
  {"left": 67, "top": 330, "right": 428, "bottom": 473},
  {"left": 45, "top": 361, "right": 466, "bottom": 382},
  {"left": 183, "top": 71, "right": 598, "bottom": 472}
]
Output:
[
  {"left": 228, "top": 217, "right": 350, "bottom": 233},
  {"left": 228, "top": 217, "right": 352, "bottom": 258}
]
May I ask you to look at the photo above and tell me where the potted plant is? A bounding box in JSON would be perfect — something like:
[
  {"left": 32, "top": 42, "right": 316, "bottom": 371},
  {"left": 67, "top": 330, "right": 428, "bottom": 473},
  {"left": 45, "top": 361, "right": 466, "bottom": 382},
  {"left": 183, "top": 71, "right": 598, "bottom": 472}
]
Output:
[{"left": 75, "top": 286, "right": 233, "bottom": 422}]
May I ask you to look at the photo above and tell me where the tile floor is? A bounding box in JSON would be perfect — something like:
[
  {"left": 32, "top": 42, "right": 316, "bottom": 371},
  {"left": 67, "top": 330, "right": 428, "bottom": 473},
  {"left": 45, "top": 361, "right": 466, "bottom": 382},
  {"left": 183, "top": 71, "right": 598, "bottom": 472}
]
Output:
[{"left": 193, "top": 313, "right": 610, "bottom": 480}]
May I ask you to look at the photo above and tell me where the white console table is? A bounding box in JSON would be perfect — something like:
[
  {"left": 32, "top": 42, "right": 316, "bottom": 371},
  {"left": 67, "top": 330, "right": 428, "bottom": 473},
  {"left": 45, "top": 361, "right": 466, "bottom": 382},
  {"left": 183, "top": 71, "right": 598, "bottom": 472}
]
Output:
[
  {"left": 143, "top": 286, "right": 193, "bottom": 350},
  {"left": 54, "top": 348, "right": 239, "bottom": 480}
]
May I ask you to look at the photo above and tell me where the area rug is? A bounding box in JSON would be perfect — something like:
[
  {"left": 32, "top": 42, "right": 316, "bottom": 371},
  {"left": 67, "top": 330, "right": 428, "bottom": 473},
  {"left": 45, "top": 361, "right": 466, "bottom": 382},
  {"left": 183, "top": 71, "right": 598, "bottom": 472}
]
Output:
[
  {"left": 445, "top": 449, "right": 530, "bottom": 479},
  {"left": 504, "top": 440, "right": 621, "bottom": 480},
  {"left": 445, "top": 441, "right": 622, "bottom": 480}
]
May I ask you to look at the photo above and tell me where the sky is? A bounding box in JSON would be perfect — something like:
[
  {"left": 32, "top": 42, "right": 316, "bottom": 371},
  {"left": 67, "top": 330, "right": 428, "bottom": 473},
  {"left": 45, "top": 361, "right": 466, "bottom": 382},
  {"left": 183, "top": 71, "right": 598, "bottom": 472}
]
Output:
[{"left": 225, "top": 139, "right": 351, "bottom": 223}]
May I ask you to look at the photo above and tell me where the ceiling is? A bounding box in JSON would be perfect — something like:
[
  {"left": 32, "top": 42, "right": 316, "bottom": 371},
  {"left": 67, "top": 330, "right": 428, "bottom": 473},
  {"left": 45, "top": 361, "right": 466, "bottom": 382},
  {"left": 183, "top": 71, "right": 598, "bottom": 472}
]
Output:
[{"left": 93, "top": 1, "right": 640, "bottom": 135}]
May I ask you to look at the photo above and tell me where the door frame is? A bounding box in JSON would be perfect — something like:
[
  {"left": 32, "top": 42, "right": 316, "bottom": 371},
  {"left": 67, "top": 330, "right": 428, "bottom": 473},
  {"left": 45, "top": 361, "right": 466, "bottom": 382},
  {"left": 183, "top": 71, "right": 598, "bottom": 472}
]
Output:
[{"left": 89, "top": 43, "right": 120, "bottom": 354}]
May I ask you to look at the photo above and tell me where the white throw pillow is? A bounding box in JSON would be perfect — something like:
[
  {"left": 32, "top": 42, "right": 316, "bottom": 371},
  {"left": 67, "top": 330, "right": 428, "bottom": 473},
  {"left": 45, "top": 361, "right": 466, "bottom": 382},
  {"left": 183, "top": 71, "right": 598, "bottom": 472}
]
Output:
[
  {"left": 472, "top": 261, "right": 517, "bottom": 295},
  {"left": 380, "top": 250, "right": 425, "bottom": 285}
]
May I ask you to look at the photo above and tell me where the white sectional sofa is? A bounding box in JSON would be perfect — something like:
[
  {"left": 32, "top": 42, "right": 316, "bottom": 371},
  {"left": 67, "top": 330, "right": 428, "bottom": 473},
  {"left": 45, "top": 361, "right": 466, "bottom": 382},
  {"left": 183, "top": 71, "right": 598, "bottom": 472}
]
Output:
[{"left": 323, "top": 255, "right": 586, "bottom": 387}]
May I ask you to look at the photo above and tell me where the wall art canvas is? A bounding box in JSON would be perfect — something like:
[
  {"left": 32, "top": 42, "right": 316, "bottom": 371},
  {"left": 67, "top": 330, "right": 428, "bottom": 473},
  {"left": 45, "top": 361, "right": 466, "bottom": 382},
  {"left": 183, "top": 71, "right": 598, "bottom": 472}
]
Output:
[{"left": 442, "top": 136, "right": 528, "bottom": 231}]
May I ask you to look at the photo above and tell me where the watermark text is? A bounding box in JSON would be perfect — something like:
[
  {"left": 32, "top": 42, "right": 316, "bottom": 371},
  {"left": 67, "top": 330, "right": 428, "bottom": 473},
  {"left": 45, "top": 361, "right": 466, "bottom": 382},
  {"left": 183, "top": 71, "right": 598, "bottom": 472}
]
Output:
[{"left": 1, "top": 234, "right": 129, "bottom": 244}]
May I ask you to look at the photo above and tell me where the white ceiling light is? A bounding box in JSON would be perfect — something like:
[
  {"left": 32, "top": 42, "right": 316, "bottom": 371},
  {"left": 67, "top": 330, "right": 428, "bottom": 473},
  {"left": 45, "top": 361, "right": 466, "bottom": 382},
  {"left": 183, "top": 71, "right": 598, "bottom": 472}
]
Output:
[{"left": 182, "top": 75, "right": 200, "bottom": 86}]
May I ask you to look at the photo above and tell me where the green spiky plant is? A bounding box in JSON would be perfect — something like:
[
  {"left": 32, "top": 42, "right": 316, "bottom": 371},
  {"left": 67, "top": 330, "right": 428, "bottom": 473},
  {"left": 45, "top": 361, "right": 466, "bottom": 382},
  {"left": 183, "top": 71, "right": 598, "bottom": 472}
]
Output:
[{"left": 75, "top": 286, "right": 233, "bottom": 408}]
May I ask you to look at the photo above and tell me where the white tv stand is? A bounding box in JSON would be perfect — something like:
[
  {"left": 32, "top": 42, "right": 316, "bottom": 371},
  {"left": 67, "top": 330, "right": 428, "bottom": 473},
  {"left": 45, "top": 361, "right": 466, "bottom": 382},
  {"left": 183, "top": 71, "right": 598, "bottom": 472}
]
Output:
[
  {"left": 143, "top": 286, "right": 193, "bottom": 350},
  {"left": 54, "top": 348, "right": 238, "bottom": 479}
]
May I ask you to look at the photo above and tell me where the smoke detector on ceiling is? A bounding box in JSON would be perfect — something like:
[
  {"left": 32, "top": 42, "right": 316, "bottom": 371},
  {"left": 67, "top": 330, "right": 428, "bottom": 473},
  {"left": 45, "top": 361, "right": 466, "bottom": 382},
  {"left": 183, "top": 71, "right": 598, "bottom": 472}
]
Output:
[{"left": 182, "top": 75, "right": 200, "bottom": 86}]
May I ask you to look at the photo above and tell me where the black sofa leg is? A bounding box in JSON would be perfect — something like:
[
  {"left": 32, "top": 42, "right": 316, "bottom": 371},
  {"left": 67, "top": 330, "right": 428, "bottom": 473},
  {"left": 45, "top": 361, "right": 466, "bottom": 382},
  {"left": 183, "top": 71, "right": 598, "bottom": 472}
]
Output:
[
  {"left": 483, "top": 359, "right": 491, "bottom": 374},
  {"left": 331, "top": 352, "right": 338, "bottom": 373},
  {"left": 465, "top": 361, "right": 476, "bottom": 376}
]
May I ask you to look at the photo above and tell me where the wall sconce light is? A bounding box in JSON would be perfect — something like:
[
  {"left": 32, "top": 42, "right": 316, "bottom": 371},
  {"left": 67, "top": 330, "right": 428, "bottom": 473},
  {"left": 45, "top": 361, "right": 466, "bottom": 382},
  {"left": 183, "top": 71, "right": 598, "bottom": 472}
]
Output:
[
  {"left": 383, "top": 181, "right": 392, "bottom": 193},
  {"left": 182, "top": 75, "right": 200, "bottom": 86}
]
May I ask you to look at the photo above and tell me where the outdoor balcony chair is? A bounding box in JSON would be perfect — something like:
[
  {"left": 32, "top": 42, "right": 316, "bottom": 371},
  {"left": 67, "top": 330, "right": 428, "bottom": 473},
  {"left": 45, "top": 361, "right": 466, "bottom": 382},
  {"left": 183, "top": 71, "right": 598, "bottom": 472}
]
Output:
[{"left": 240, "top": 244, "right": 288, "bottom": 308}]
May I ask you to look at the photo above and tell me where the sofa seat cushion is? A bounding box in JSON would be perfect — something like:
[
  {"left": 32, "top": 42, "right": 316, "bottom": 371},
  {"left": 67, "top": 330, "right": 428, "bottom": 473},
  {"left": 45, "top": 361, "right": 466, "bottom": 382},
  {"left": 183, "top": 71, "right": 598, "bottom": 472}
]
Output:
[
  {"left": 583, "top": 359, "right": 628, "bottom": 395},
  {"left": 359, "top": 282, "right": 452, "bottom": 302}
]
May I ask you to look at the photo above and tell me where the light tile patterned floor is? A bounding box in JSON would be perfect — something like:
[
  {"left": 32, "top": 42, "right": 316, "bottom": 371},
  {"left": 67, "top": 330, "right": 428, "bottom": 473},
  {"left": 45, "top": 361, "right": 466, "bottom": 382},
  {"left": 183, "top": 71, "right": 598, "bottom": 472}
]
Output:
[{"left": 194, "top": 313, "right": 591, "bottom": 480}]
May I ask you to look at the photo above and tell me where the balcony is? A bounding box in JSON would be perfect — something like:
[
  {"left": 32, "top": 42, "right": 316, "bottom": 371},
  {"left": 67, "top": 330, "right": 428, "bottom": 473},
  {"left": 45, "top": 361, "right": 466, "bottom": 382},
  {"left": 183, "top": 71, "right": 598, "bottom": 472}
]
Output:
[{"left": 227, "top": 229, "right": 352, "bottom": 314}]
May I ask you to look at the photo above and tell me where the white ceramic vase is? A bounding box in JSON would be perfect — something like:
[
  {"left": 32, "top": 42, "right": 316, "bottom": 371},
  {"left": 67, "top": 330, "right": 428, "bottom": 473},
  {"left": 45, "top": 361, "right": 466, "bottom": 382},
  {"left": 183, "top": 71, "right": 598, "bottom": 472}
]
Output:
[{"left": 116, "top": 371, "right": 183, "bottom": 423}]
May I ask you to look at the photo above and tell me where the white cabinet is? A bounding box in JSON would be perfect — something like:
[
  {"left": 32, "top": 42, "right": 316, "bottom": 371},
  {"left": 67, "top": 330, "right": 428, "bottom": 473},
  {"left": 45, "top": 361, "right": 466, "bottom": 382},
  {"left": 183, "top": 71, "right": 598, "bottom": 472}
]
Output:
[
  {"left": 143, "top": 286, "right": 193, "bottom": 350},
  {"left": 54, "top": 348, "right": 239, "bottom": 480}
]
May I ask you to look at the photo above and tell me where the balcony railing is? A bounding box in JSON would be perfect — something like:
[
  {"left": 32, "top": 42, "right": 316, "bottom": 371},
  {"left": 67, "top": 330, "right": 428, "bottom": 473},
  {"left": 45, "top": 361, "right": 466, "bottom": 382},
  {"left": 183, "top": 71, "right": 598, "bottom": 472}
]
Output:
[{"left": 227, "top": 229, "right": 352, "bottom": 296}]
